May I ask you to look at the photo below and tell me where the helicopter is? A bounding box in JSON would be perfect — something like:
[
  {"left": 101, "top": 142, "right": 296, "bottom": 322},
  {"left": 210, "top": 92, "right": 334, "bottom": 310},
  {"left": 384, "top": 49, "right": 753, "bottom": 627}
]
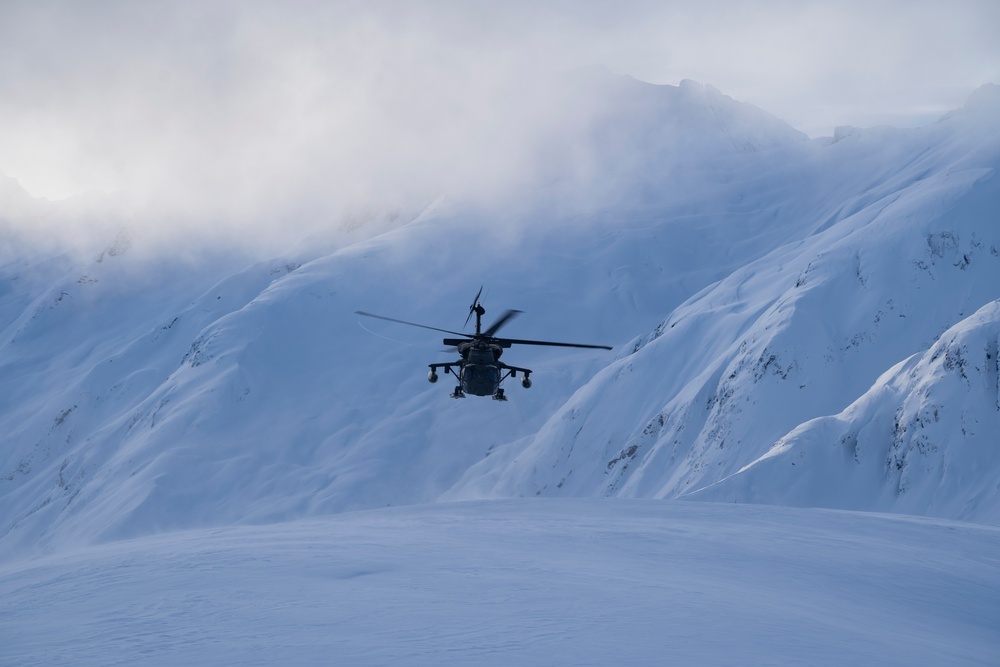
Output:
[{"left": 355, "top": 288, "right": 612, "bottom": 400}]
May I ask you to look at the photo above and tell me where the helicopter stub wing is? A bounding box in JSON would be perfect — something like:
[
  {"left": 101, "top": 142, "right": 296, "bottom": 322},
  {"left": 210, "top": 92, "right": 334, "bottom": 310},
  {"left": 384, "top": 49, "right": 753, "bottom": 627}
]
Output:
[
  {"left": 499, "top": 361, "right": 533, "bottom": 375},
  {"left": 429, "top": 360, "right": 463, "bottom": 369}
]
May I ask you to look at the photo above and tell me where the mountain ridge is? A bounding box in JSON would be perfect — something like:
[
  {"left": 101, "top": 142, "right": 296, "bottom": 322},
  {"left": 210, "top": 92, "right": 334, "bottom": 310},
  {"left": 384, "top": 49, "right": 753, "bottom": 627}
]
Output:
[{"left": 2, "top": 75, "right": 999, "bottom": 559}]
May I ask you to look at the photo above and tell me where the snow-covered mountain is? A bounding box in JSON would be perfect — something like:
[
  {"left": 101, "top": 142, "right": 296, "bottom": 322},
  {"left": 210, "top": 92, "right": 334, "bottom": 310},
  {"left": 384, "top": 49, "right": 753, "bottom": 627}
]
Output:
[
  {"left": 2, "top": 75, "right": 999, "bottom": 563},
  {"left": 452, "top": 83, "right": 1000, "bottom": 525}
]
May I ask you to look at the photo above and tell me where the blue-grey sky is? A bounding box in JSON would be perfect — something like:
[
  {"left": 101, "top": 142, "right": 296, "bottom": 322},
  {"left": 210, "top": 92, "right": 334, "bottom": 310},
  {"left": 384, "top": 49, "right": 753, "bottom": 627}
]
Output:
[{"left": 0, "top": 0, "right": 996, "bottom": 209}]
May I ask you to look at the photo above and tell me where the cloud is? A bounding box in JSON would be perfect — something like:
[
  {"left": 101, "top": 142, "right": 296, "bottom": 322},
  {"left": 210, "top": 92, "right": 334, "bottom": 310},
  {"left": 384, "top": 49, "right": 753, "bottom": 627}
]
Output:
[{"left": 0, "top": 0, "right": 997, "bottom": 249}]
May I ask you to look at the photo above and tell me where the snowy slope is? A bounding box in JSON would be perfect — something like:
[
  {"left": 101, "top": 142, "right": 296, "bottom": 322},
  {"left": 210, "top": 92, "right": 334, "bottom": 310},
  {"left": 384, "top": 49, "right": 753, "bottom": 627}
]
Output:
[
  {"left": 691, "top": 299, "right": 1000, "bottom": 518},
  {"left": 2, "top": 76, "right": 999, "bottom": 562},
  {"left": 450, "top": 84, "right": 1000, "bottom": 524},
  {"left": 3, "top": 500, "right": 998, "bottom": 667}
]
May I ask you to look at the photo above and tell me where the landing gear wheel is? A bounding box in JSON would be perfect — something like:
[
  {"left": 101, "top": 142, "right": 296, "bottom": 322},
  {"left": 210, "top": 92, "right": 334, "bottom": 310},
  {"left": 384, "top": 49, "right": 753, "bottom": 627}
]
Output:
[{"left": 493, "top": 388, "right": 507, "bottom": 401}]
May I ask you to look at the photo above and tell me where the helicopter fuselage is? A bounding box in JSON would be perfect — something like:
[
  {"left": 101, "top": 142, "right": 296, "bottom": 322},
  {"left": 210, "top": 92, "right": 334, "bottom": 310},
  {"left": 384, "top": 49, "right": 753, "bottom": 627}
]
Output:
[
  {"left": 429, "top": 340, "right": 528, "bottom": 399},
  {"left": 458, "top": 343, "right": 502, "bottom": 396}
]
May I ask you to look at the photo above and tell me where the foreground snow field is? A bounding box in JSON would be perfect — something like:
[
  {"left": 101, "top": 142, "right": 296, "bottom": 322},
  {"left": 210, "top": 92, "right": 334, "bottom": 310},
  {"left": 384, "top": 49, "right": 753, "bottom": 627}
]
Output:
[{"left": 2, "top": 499, "right": 998, "bottom": 667}]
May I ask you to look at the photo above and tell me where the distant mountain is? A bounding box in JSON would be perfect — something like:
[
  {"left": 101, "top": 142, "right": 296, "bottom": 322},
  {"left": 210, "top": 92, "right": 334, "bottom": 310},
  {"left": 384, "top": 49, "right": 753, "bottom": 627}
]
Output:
[
  {"left": 521, "top": 69, "right": 809, "bottom": 211},
  {"left": 2, "top": 74, "right": 998, "bottom": 559},
  {"left": 450, "top": 83, "right": 1000, "bottom": 524}
]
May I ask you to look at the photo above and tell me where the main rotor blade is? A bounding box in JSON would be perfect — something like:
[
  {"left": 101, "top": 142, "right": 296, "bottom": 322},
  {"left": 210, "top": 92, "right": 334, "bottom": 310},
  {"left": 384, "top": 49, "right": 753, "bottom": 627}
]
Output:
[
  {"left": 442, "top": 338, "right": 472, "bottom": 348},
  {"left": 355, "top": 311, "right": 470, "bottom": 338},
  {"left": 484, "top": 309, "right": 522, "bottom": 337},
  {"left": 495, "top": 337, "right": 613, "bottom": 350}
]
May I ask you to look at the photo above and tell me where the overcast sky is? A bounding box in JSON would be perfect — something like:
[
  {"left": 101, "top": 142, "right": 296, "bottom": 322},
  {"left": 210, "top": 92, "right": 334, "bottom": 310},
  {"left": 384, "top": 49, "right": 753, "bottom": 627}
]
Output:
[{"left": 0, "top": 0, "right": 997, "bottom": 218}]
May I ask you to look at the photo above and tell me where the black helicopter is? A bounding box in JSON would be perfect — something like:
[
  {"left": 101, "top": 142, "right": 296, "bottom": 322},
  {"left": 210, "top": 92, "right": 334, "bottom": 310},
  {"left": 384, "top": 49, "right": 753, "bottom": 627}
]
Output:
[{"left": 356, "top": 288, "right": 612, "bottom": 400}]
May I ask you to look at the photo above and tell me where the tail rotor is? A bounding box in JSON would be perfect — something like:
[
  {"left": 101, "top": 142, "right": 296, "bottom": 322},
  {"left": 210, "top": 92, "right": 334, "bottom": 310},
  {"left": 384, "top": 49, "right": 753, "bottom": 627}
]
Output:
[{"left": 464, "top": 285, "right": 485, "bottom": 333}]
